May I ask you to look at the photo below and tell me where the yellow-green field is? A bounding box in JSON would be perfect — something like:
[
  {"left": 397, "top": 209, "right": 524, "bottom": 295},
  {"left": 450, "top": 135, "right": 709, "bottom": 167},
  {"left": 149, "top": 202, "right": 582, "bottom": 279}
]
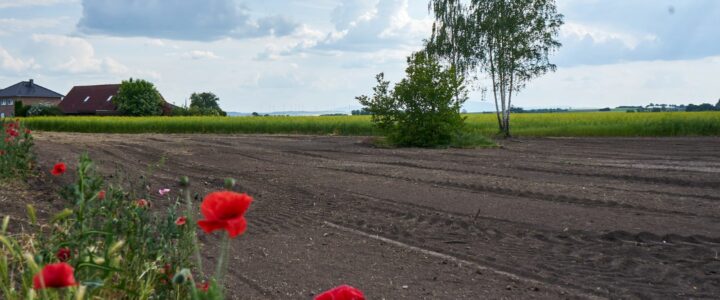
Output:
[{"left": 17, "top": 111, "right": 720, "bottom": 137}]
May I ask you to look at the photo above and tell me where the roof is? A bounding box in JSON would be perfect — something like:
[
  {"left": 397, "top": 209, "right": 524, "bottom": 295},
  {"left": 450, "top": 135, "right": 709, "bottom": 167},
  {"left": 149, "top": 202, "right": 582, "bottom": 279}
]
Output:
[
  {"left": 0, "top": 79, "right": 64, "bottom": 98},
  {"left": 59, "top": 84, "right": 121, "bottom": 114}
]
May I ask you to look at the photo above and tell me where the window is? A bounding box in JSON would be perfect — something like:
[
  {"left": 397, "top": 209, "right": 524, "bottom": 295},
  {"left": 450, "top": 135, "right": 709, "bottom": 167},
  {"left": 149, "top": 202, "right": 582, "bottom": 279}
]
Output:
[
  {"left": 83, "top": 96, "right": 91, "bottom": 103},
  {"left": 107, "top": 95, "right": 113, "bottom": 102}
]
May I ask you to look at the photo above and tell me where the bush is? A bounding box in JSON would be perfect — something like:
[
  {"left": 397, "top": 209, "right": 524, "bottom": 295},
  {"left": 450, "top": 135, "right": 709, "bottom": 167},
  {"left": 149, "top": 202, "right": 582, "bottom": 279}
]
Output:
[
  {"left": 113, "top": 78, "right": 164, "bottom": 116},
  {"left": 26, "top": 104, "right": 63, "bottom": 117},
  {"left": 14, "top": 101, "right": 29, "bottom": 117},
  {"left": 0, "top": 119, "right": 34, "bottom": 179},
  {"left": 189, "top": 93, "right": 225, "bottom": 116},
  {"left": 357, "top": 52, "right": 468, "bottom": 147},
  {"left": 172, "top": 106, "right": 226, "bottom": 117}
]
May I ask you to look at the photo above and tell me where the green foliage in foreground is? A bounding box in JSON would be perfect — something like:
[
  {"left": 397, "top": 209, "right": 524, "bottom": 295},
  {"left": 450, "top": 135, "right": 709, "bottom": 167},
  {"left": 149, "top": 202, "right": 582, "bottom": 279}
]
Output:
[
  {"left": 1, "top": 154, "right": 196, "bottom": 299},
  {"left": 0, "top": 119, "right": 34, "bottom": 179},
  {"left": 18, "top": 111, "right": 720, "bottom": 137}
]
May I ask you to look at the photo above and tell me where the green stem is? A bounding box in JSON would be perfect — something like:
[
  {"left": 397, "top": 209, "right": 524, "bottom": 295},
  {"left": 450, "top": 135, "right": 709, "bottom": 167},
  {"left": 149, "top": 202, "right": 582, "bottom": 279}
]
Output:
[
  {"left": 214, "top": 234, "right": 230, "bottom": 294},
  {"left": 184, "top": 187, "right": 203, "bottom": 274}
]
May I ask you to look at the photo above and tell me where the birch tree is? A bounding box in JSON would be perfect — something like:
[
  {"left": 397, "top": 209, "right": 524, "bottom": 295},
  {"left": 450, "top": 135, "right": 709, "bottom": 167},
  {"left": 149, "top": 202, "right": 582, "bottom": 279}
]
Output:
[{"left": 427, "top": 0, "right": 564, "bottom": 137}]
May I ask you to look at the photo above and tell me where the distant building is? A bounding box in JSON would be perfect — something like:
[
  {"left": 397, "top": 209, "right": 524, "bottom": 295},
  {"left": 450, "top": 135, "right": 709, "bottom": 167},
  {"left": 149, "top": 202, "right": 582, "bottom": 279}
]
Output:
[
  {"left": 0, "top": 79, "right": 64, "bottom": 118},
  {"left": 59, "top": 84, "right": 122, "bottom": 115},
  {"left": 59, "top": 84, "right": 176, "bottom": 116}
]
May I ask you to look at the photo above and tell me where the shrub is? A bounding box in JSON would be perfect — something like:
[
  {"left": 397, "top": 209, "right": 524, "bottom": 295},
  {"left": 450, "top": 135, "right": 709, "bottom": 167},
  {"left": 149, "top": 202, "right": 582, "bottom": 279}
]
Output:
[
  {"left": 357, "top": 52, "right": 468, "bottom": 147},
  {"left": 26, "top": 104, "right": 63, "bottom": 117},
  {"left": 113, "top": 78, "right": 164, "bottom": 116},
  {"left": 13, "top": 101, "right": 29, "bottom": 117},
  {"left": 0, "top": 119, "right": 34, "bottom": 179},
  {"left": 172, "top": 106, "right": 226, "bottom": 117}
]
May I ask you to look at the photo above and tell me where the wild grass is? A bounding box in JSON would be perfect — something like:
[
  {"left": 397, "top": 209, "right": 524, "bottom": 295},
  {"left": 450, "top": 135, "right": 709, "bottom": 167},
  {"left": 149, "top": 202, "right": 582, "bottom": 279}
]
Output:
[{"left": 18, "top": 111, "right": 720, "bottom": 137}]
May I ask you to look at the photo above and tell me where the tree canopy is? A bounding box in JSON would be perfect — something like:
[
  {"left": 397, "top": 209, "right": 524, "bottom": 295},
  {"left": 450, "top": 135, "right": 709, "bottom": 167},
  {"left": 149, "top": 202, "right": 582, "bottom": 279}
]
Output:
[
  {"left": 113, "top": 78, "right": 164, "bottom": 116},
  {"left": 357, "top": 52, "right": 467, "bottom": 147},
  {"left": 188, "top": 92, "right": 226, "bottom": 116},
  {"left": 190, "top": 92, "right": 221, "bottom": 110},
  {"left": 427, "top": 0, "right": 564, "bottom": 137}
]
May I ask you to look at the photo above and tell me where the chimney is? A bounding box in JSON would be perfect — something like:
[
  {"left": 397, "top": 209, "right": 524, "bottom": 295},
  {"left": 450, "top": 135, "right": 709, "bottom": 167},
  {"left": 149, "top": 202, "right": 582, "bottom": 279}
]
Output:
[{"left": 28, "top": 79, "right": 34, "bottom": 87}]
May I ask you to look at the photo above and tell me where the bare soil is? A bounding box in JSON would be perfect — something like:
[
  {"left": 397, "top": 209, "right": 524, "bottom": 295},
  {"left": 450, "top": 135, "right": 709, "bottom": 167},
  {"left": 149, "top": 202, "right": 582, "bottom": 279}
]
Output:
[{"left": 19, "top": 133, "right": 720, "bottom": 299}]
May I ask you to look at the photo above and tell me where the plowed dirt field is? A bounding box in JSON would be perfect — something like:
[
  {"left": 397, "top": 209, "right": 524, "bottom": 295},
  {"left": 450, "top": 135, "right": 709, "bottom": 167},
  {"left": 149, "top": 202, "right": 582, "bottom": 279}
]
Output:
[{"left": 26, "top": 133, "right": 720, "bottom": 299}]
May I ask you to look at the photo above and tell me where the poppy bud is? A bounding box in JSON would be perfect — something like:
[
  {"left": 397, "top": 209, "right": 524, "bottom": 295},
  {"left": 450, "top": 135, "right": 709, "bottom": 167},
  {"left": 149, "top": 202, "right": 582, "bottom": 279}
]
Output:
[
  {"left": 179, "top": 176, "right": 190, "bottom": 187},
  {"left": 172, "top": 268, "right": 192, "bottom": 285},
  {"left": 224, "top": 178, "right": 236, "bottom": 190}
]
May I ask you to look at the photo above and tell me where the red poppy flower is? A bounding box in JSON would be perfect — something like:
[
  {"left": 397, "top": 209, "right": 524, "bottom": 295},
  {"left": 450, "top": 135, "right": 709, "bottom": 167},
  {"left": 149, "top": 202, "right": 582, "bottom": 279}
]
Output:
[
  {"left": 197, "top": 281, "right": 209, "bottom": 292},
  {"left": 197, "top": 191, "right": 253, "bottom": 238},
  {"left": 136, "top": 199, "right": 149, "bottom": 208},
  {"left": 51, "top": 163, "right": 66, "bottom": 176},
  {"left": 97, "top": 190, "right": 106, "bottom": 200},
  {"left": 5, "top": 128, "right": 18, "bottom": 137},
  {"left": 33, "top": 263, "right": 78, "bottom": 289},
  {"left": 0, "top": 150, "right": 4, "bottom": 156},
  {"left": 56, "top": 248, "right": 71, "bottom": 262},
  {"left": 175, "top": 216, "right": 187, "bottom": 226},
  {"left": 315, "top": 285, "right": 365, "bottom": 300}
]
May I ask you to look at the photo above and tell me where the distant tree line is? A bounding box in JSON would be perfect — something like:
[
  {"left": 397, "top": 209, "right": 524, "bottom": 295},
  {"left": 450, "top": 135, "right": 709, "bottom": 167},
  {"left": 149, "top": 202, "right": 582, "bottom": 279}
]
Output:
[
  {"left": 509, "top": 99, "right": 720, "bottom": 114},
  {"left": 351, "top": 108, "right": 371, "bottom": 115},
  {"left": 508, "top": 106, "right": 569, "bottom": 114},
  {"left": 685, "top": 101, "right": 719, "bottom": 112},
  {"left": 624, "top": 100, "right": 720, "bottom": 112}
]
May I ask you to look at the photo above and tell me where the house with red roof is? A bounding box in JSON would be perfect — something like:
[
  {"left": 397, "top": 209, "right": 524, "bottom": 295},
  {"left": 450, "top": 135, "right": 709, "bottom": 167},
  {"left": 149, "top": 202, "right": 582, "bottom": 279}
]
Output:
[
  {"left": 59, "top": 84, "right": 121, "bottom": 115},
  {"left": 59, "top": 84, "right": 175, "bottom": 116},
  {"left": 0, "top": 79, "right": 64, "bottom": 118}
]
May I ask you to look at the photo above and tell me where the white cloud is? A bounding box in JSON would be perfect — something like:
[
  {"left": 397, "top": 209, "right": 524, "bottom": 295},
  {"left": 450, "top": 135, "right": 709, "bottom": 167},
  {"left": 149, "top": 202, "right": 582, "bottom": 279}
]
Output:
[
  {"left": 316, "top": 0, "right": 431, "bottom": 52},
  {"left": 181, "top": 50, "right": 220, "bottom": 60},
  {"left": 254, "top": 24, "right": 325, "bottom": 61},
  {"left": 0, "top": 18, "right": 68, "bottom": 36},
  {"left": 331, "top": 0, "right": 378, "bottom": 31},
  {"left": 0, "top": 47, "right": 38, "bottom": 72},
  {"left": 259, "top": 0, "right": 431, "bottom": 60},
  {"left": 0, "top": 0, "right": 76, "bottom": 8},
  {"left": 378, "top": 0, "right": 432, "bottom": 40},
  {"left": 561, "top": 22, "right": 657, "bottom": 50},
  {"left": 31, "top": 34, "right": 106, "bottom": 73},
  {"left": 27, "top": 34, "right": 130, "bottom": 75}
]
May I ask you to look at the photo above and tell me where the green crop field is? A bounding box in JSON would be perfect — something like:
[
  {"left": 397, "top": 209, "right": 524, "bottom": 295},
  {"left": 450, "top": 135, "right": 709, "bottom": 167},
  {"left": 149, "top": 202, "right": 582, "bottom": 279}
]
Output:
[{"left": 16, "top": 111, "right": 720, "bottom": 137}]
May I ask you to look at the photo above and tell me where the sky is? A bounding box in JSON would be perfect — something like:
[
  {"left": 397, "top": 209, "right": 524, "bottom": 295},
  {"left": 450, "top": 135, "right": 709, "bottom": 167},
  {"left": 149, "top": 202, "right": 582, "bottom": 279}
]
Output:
[{"left": 0, "top": 0, "right": 719, "bottom": 112}]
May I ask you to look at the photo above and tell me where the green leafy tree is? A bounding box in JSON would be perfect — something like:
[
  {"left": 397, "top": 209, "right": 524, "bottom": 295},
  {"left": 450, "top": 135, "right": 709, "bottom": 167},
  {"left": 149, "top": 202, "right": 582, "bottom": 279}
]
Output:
[
  {"left": 113, "top": 78, "right": 164, "bottom": 116},
  {"left": 357, "top": 52, "right": 467, "bottom": 147},
  {"left": 427, "top": 0, "right": 564, "bottom": 137},
  {"left": 190, "top": 92, "right": 225, "bottom": 115}
]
